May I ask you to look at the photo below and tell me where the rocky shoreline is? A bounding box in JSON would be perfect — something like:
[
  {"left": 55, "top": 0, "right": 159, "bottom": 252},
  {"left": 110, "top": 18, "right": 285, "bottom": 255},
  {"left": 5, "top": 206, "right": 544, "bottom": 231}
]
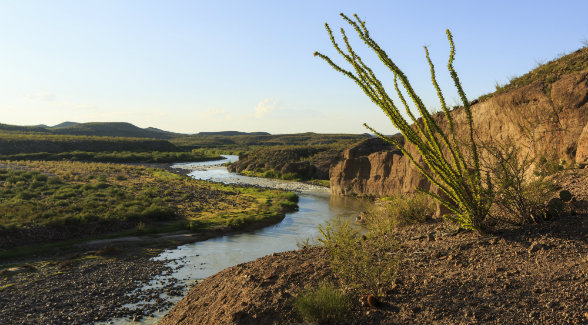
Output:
[{"left": 0, "top": 247, "right": 184, "bottom": 325}]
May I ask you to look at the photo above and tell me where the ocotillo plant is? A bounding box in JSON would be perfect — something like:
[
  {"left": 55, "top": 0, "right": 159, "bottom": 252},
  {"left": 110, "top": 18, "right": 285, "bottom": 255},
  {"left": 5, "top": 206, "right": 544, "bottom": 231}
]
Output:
[{"left": 314, "top": 13, "right": 493, "bottom": 232}]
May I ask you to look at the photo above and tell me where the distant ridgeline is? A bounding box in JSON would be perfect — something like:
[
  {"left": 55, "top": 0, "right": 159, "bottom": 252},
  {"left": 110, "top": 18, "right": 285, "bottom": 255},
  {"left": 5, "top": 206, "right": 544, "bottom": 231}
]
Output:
[
  {"left": 196, "top": 131, "right": 271, "bottom": 136},
  {"left": 0, "top": 122, "right": 371, "bottom": 166},
  {"left": 173, "top": 132, "right": 371, "bottom": 150},
  {"left": 0, "top": 121, "right": 180, "bottom": 139},
  {"left": 0, "top": 122, "right": 218, "bottom": 163}
]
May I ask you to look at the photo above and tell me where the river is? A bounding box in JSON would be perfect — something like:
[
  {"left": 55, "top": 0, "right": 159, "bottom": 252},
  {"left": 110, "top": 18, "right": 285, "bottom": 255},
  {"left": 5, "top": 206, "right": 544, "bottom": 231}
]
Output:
[{"left": 102, "top": 155, "right": 368, "bottom": 324}]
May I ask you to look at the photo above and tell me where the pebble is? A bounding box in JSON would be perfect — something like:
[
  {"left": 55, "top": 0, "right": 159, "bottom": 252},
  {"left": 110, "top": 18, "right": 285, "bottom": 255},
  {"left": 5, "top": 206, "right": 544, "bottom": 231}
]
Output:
[{"left": 528, "top": 241, "right": 543, "bottom": 254}]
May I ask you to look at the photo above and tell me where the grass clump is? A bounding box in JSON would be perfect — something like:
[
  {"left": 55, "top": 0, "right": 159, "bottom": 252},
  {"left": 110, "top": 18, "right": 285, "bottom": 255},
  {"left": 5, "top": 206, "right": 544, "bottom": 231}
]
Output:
[
  {"left": 319, "top": 219, "right": 400, "bottom": 295},
  {"left": 365, "top": 194, "right": 434, "bottom": 233},
  {"left": 295, "top": 281, "right": 349, "bottom": 324}
]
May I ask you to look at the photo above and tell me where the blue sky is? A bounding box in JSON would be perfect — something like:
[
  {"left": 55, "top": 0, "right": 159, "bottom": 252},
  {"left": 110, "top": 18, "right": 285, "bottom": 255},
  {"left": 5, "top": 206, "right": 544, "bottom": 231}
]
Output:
[{"left": 0, "top": 1, "right": 586, "bottom": 134}]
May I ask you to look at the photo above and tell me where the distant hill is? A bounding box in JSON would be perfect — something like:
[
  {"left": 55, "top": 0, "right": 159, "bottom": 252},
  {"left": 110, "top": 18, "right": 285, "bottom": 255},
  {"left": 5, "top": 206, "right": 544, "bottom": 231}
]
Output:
[
  {"left": 0, "top": 123, "right": 50, "bottom": 133},
  {"left": 0, "top": 122, "right": 182, "bottom": 139},
  {"left": 197, "top": 131, "right": 271, "bottom": 136},
  {"left": 172, "top": 132, "right": 370, "bottom": 150},
  {"left": 51, "top": 121, "right": 79, "bottom": 128},
  {"left": 50, "top": 122, "right": 180, "bottom": 139}
]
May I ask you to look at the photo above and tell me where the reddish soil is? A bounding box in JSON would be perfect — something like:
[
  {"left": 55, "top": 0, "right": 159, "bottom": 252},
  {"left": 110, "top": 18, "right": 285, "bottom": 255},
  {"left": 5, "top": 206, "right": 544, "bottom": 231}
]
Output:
[{"left": 161, "top": 170, "right": 588, "bottom": 325}]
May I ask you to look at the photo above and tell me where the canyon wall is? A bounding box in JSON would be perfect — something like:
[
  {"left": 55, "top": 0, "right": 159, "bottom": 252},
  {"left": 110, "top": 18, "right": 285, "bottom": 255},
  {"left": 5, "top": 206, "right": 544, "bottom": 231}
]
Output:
[{"left": 330, "top": 69, "right": 588, "bottom": 199}]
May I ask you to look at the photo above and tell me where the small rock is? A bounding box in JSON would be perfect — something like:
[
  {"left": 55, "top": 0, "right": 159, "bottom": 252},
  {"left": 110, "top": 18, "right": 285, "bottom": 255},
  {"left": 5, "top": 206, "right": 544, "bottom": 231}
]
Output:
[
  {"left": 559, "top": 190, "right": 573, "bottom": 202},
  {"left": 546, "top": 301, "right": 557, "bottom": 309},
  {"left": 366, "top": 294, "right": 381, "bottom": 308},
  {"left": 528, "top": 241, "right": 543, "bottom": 254}
]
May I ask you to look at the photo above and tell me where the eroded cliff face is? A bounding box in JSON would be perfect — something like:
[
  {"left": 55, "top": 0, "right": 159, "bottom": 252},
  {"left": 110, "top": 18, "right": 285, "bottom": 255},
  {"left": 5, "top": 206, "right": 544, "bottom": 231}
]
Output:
[{"left": 330, "top": 69, "right": 588, "bottom": 198}]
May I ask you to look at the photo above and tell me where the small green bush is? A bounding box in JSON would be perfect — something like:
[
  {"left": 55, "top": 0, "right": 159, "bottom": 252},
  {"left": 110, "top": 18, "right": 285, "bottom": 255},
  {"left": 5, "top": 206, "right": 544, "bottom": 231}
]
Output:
[
  {"left": 365, "top": 194, "right": 433, "bottom": 234},
  {"left": 33, "top": 174, "right": 48, "bottom": 182},
  {"left": 142, "top": 205, "right": 176, "bottom": 221},
  {"left": 277, "top": 200, "right": 298, "bottom": 211},
  {"left": 47, "top": 176, "right": 63, "bottom": 185},
  {"left": 295, "top": 281, "right": 349, "bottom": 324},
  {"left": 283, "top": 191, "right": 299, "bottom": 203},
  {"left": 483, "top": 143, "right": 557, "bottom": 225},
  {"left": 319, "top": 219, "right": 400, "bottom": 295}
]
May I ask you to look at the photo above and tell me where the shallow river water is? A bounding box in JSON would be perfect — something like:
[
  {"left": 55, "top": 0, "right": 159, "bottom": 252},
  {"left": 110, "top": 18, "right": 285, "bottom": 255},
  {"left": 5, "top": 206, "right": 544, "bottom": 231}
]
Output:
[{"left": 103, "top": 155, "right": 368, "bottom": 324}]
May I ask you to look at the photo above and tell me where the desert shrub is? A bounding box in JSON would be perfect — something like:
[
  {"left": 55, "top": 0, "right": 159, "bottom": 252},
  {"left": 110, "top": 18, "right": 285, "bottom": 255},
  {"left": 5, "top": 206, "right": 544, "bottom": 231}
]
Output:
[
  {"left": 142, "top": 205, "right": 176, "bottom": 221},
  {"left": 33, "top": 174, "right": 48, "bottom": 182},
  {"left": 295, "top": 281, "right": 349, "bottom": 324},
  {"left": 534, "top": 154, "right": 566, "bottom": 177},
  {"left": 483, "top": 142, "right": 557, "bottom": 225},
  {"left": 280, "top": 172, "right": 299, "bottom": 180},
  {"left": 277, "top": 200, "right": 298, "bottom": 210},
  {"left": 16, "top": 191, "right": 35, "bottom": 200},
  {"left": 47, "top": 176, "right": 63, "bottom": 185},
  {"left": 315, "top": 14, "right": 492, "bottom": 232},
  {"left": 319, "top": 219, "right": 400, "bottom": 295},
  {"left": 226, "top": 215, "right": 248, "bottom": 229},
  {"left": 136, "top": 221, "right": 146, "bottom": 233},
  {"left": 187, "top": 219, "right": 208, "bottom": 231},
  {"left": 283, "top": 191, "right": 299, "bottom": 203},
  {"left": 365, "top": 194, "right": 433, "bottom": 234}
]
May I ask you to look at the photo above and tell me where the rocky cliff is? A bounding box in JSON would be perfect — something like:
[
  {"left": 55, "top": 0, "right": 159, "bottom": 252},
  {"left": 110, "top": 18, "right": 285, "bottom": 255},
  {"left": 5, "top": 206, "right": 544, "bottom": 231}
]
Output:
[{"left": 330, "top": 48, "right": 588, "bottom": 198}]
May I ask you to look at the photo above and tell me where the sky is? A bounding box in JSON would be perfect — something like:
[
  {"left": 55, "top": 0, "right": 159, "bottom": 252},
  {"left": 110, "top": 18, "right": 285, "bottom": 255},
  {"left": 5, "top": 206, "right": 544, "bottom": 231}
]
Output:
[{"left": 0, "top": 1, "right": 586, "bottom": 135}]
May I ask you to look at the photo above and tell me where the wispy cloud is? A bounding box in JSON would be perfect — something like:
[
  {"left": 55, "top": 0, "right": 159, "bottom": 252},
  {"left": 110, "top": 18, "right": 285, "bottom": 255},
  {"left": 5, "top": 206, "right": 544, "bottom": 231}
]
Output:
[
  {"left": 24, "top": 92, "right": 56, "bottom": 101},
  {"left": 254, "top": 98, "right": 280, "bottom": 118}
]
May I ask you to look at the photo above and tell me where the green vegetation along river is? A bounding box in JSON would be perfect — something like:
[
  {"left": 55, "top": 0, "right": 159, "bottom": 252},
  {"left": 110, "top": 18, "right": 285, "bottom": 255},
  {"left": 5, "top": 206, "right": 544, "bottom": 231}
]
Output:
[{"left": 101, "top": 155, "right": 368, "bottom": 324}]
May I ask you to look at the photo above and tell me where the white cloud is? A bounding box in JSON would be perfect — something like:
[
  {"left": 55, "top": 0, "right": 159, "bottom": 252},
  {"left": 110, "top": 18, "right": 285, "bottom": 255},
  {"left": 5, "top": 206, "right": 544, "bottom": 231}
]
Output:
[
  {"left": 254, "top": 98, "right": 280, "bottom": 118},
  {"left": 24, "top": 92, "right": 56, "bottom": 101}
]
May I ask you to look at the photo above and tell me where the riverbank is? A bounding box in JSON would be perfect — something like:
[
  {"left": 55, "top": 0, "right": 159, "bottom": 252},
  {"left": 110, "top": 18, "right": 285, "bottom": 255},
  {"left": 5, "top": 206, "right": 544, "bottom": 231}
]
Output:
[
  {"left": 0, "top": 159, "right": 301, "bottom": 324},
  {"left": 0, "top": 247, "right": 180, "bottom": 325},
  {"left": 0, "top": 159, "right": 297, "bottom": 252},
  {"left": 161, "top": 169, "right": 588, "bottom": 325}
]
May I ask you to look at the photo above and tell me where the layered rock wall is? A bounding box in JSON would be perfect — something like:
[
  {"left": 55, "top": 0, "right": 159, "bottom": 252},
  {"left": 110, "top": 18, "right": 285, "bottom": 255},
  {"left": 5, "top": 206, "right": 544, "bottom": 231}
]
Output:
[{"left": 330, "top": 70, "right": 588, "bottom": 198}]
